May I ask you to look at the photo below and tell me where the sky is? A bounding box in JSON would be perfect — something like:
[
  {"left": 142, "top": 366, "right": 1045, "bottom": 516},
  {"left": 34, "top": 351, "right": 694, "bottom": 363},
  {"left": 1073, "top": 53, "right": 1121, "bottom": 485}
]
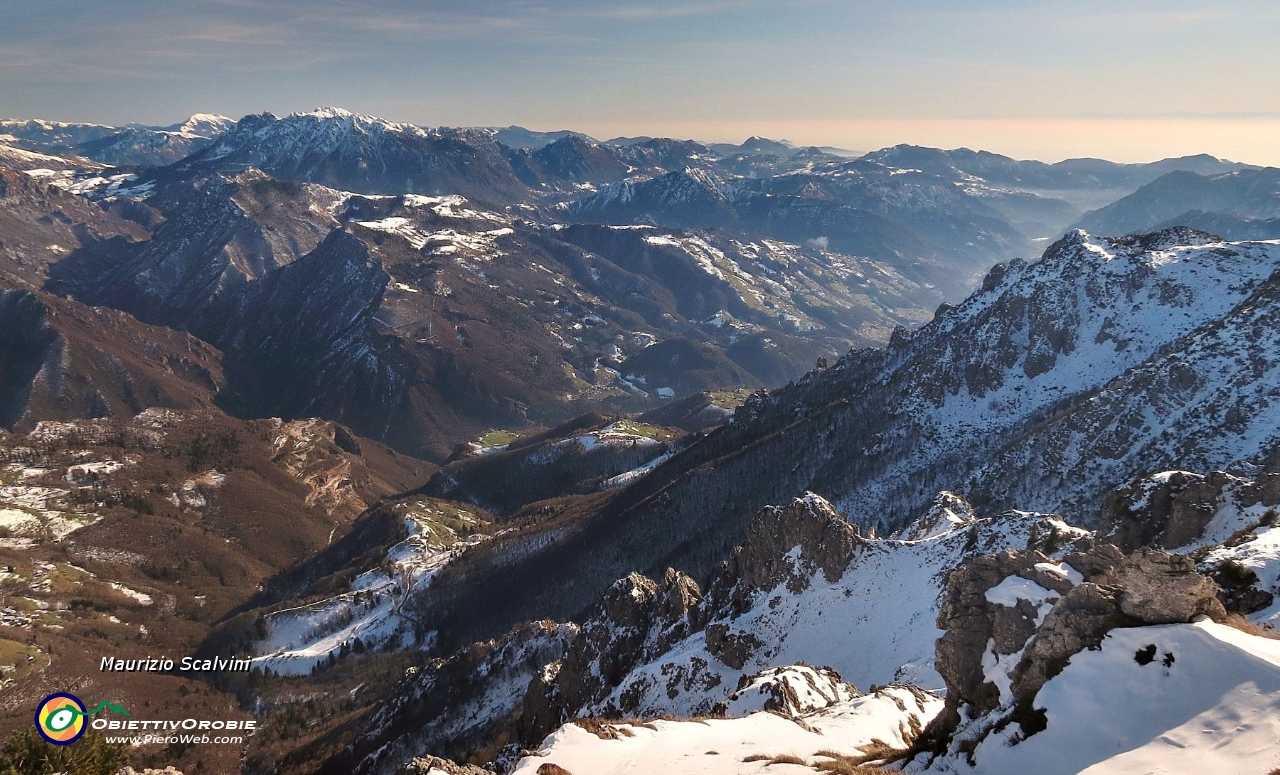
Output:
[{"left": 2, "top": 0, "right": 1280, "bottom": 164}]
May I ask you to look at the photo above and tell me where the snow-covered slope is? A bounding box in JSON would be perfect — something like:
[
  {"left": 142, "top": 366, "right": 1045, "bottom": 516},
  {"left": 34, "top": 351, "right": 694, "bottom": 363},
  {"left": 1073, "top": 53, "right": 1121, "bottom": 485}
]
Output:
[
  {"left": 513, "top": 686, "right": 941, "bottom": 775},
  {"left": 252, "top": 499, "right": 490, "bottom": 675},
  {"left": 436, "top": 228, "right": 1280, "bottom": 643},
  {"left": 164, "top": 113, "right": 234, "bottom": 139},
  {"left": 1095, "top": 466, "right": 1280, "bottom": 626},
  {"left": 572, "top": 496, "right": 1084, "bottom": 721},
  {"left": 1, "top": 114, "right": 233, "bottom": 167},
  {"left": 0, "top": 143, "right": 87, "bottom": 171},
  {"left": 0, "top": 118, "right": 119, "bottom": 153},
  {"left": 920, "top": 620, "right": 1280, "bottom": 775}
]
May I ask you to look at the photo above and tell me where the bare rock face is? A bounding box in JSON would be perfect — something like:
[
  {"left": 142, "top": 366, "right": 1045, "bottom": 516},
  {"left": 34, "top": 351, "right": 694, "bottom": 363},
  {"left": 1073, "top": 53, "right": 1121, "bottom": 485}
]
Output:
[
  {"left": 1099, "top": 470, "right": 1280, "bottom": 551},
  {"left": 901, "top": 491, "right": 977, "bottom": 540},
  {"left": 712, "top": 493, "right": 863, "bottom": 613},
  {"left": 933, "top": 549, "right": 1075, "bottom": 721},
  {"left": 1099, "top": 471, "right": 1225, "bottom": 550},
  {"left": 400, "top": 756, "right": 494, "bottom": 775},
  {"left": 703, "top": 623, "right": 765, "bottom": 670},
  {"left": 519, "top": 569, "right": 703, "bottom": 747},
  {"left": 724, "top": 665, "right": 859, "bottom": 717},
  {"left": 1095, "top": 549, "right": 1226, "bottom": 624},
  {"left": 924, "top": 542, "right": 1227, "bottom": 748},
  {"left": 351, "top": 620, "right": 577, "bottom": 775}
]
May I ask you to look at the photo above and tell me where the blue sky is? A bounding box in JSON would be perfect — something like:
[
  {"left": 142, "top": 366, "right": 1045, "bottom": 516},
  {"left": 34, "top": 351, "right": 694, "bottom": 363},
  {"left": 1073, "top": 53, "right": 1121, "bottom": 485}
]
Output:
[{"left": 3, "top": 0, "right": 1279, "bottom": 162}]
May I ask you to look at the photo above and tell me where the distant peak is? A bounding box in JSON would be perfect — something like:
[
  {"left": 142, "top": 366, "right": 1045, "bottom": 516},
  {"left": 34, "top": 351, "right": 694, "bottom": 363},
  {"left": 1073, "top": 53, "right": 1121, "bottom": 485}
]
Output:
[
  {"left": 170, "top": 113, "right": 235, "bottom": 137},
  {"left": 300, "top": 106, "right": 358, "bottom": 120},
  {"left": 278, "top": 107, "right": 421, "bottom": 135}
]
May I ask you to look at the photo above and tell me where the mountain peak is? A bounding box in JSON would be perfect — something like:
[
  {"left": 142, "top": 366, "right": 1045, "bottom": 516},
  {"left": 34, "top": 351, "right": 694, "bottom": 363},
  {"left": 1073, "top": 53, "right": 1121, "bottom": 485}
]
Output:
[
  {"left": 737, "top": 136, "right": 795, "bottom": 154},
  {"left": 297, "top": 106, "right": 360, "bottom": 120},
  {"left": 167, "top": 113, "right": 235, "bottom": 139}
]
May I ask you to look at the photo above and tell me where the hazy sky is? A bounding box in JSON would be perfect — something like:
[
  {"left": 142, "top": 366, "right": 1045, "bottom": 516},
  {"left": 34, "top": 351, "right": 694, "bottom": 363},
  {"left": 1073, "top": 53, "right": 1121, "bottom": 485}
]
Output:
[{"left": 3, "top": 0, "right": 1280, "bottom": 164}]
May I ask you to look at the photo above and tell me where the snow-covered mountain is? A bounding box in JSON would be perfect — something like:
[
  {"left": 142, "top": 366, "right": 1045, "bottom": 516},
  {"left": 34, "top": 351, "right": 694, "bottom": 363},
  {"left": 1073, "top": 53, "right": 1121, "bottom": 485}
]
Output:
[
  {"left": 76, "top": 113, "right": 234, "bottom": 166},
  {"left": 509, "top": 620, "right": 1280, "bottom": 775},
  {"left": 411, "top": 227, "right": 1280, "bottom": 651},
  {"left": 0, "top": 114, "right": 234, "bottom": 167},
  {"left": 863, "top": 145, "right": 1252, "bottom": 223},
  {"left": 326, "top": 477, "right": 1280, "bottom": 775},
  {"left": 20, "top": 164, "right": 941, "bottom": 458},
  {"left": 173, "top": 107, "right": 532, "bottom": 202},
  {"left": 6, "top": 106, "right": 1280, "bottom": 775},
  {"left": 490, "top": 125, "right": 591, "bottom": 150},
  {"left": 164, "top": 113, "right": 236, "bottom": 138},
  {"left": 0, "top": 142, "right": 90, "bottom": 171},
  {"left": 0, "top": 117, "right": 120, "bottom": 152}
]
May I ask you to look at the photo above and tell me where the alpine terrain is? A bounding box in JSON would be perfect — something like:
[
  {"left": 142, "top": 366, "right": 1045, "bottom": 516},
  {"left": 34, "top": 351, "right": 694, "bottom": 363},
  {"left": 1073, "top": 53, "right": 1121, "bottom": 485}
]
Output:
[{"left": 0, "top": 105, "right": 1277, "bottom": 775}]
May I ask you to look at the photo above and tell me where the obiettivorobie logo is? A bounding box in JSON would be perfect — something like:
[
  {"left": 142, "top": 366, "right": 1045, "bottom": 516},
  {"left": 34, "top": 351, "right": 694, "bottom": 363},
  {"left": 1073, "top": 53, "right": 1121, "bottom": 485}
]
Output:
[
  {"left": 34, "top": 693, "right": 130, "bottom": 745},
  {"left": 35, "top": 691, "right": 256, "bottom": 747}
]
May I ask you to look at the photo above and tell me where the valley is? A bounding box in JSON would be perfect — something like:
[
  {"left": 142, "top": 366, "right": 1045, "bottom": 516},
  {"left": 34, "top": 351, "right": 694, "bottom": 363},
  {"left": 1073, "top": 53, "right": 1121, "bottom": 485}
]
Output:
[{"left": 1, "top": 107, "right": 1278, "bottom": 775}]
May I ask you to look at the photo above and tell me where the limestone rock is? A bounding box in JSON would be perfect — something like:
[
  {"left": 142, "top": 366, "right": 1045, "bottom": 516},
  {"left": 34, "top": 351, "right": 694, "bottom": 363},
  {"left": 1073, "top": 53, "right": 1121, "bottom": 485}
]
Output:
[
  {"left": 724, "top": 665, "right": 859, "bottom": 718},
  {"left": 712, "top": 493, "right": 863, "bottom": 614},
  {"left": 1100, "top": 471, "right": 1225, "bottom": 550},
  {"left": 926, "top": 542, "right": 1227, "bottom": 748},
  {"left": 704, "top": 623, "right": 765, "bottom": 670},
  {"left": 1099, "top": 470, "right": 1280, "bottom": 551},
  {"left": 520, "top": 568, "right": 703, "bottom": 747},
  {"left": 400, "top": 755, "right": 494, "bottom": 775},
  {"left": 1096, "top": 549, "right": 1226, "bottom": 624}
]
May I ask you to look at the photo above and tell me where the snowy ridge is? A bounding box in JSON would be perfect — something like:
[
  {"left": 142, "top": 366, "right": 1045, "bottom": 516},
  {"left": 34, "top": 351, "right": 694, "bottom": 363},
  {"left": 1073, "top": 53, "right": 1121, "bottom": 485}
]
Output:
[
  {"left": 575, "top": 167, "right": 739, "bottom": 212},
  {"left": 196, "top": 108, "right": 428, "bottom": 168},
  {"left": 512, "top": 488, "right": 1280, "bottom": 775},
  {"left": 0, "top": 143, "right": 87, "bottom": 171},
  {"left": 788, "top": 229, "right": 1280, "bottom": 529},
  {"left": 251, "top": 501, "right": 489, "bottom": 675},
  {"left": 574, "top": 495, "right": 1084, "bottom": 720},
  {"left": 513, "top": 686, "right": 942, "bottom": 775},
  {"left": 175, "top": 107, "right": 531, "bottom": 201},
  {"left": 166, "top": 113, "right": 235, "bottom": 139}
]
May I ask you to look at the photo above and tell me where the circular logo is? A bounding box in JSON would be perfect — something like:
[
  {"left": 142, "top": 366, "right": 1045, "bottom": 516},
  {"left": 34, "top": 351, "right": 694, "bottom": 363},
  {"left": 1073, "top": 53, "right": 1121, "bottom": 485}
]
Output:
[{"left": 35, "top": 693, "right": 87, "bottom": 745}]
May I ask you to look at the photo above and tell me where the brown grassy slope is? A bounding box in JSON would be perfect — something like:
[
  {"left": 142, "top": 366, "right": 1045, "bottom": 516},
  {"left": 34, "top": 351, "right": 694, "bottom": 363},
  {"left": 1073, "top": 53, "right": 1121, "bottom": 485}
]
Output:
[{"left": 0, "top": 410, "right": 431, "bottom": 773}]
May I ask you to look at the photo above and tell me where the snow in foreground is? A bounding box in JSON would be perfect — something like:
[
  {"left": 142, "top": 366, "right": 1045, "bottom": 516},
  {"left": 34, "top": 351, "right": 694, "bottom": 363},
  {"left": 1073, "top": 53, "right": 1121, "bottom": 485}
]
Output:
[
  {"left": 512, "top": 686, "right": 942, "bottom": 775},
  {"left": 514, "top": 619, "right": 1280, "bottom": 775},
  {"left": 925, "top": 619, "right": 1280, "bottom": 775}
]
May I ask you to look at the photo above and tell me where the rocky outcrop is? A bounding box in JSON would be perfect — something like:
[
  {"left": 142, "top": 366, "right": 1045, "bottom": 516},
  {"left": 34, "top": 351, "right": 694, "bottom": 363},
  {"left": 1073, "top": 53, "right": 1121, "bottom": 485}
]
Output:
[
  {"left": 1094, "top": 549, "right": 1226, "bottom": 624},
  {"left": 933, "top": 549, "right": 1077, "bottom": 719},
  {"left": 723, "top": 665, "right": 859, "bottom": 718},
  {"left": 399, "top": 756, "right": 494, "bottom": 775},
  {"left": 901, "top": 491, "right": 977, "bottom": 540},
  {"left": 1099, "top": 469, "right": 1280, "bottom": 551},
  {"left": 924, "top": 542, "right": 1227, "bottom": 748},
  {"left": 518, "top": 568, "right": 702, "bottom": 747},
  {"left": 1100, "top": 471, "right": 1226, "bottom": 550},
  {"left": 711, "top": 493, "right": 864, "bottom": 614},
  {"left": 351, "top": 620, "right": 577, "bottom": 775}
]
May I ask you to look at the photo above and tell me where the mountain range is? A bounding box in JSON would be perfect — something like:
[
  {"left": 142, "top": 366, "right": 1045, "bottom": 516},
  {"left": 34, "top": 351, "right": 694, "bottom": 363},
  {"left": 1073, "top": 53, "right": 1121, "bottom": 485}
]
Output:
[{"left": 1, "top": 106, "right": 1278, "bottom": 775}]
